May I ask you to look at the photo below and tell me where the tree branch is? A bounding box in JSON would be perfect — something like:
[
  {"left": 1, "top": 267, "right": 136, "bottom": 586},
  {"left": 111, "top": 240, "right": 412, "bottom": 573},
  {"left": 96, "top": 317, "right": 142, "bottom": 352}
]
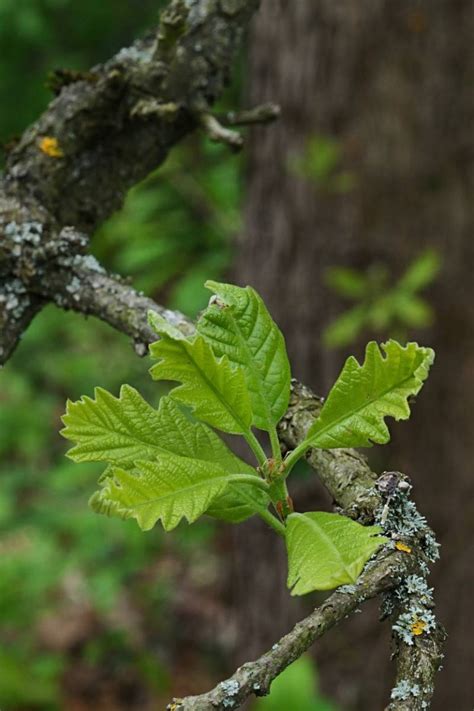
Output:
[
  {"left": 4, "top": 0, "right": 260, "bottom": 233},
  {"left": 167, "top": 547, "right": 416, "bottom": 710},
  {"left": 33, "top": 252, "right": 194, "bottom": 353},
  {"left": 0, "top": 0, "right": 262, "bottom": 363}
]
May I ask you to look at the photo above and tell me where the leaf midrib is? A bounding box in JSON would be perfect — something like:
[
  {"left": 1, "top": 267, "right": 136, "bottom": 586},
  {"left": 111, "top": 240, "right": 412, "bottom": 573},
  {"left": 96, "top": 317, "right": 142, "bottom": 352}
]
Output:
[
  {"left": 160, "top": 334, "right": 250, "bottom": 433},
  {"left": 114, "top": 472, "right": 229, "bottom": 510},
  {"left": 215, "top": 299, "right": 274, "bottom": 429},
  {"left": 174, "top": 337, "right": 251, "bottom": 434}
]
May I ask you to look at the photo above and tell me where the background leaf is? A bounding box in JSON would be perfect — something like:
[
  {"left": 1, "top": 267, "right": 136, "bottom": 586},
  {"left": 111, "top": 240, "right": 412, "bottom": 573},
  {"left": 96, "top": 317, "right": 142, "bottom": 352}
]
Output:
[
  {"left": 286, "top": 512, "right": 387, "bottom": 594},
  {"left": 304, "top": 340, "right": 434, "bottom": 448},
  {"left": 254, "top": 655, "right": 336, "bottom": 711},
  {"left": 197, "top": 281, "right": 291, "bottom": 430},
  {"left": 398, "top": 249, "right": 441, "bottom": 293},
  {"left": 206, "top": 483, "right": 270, "bottom": 524},
  {"left": 149, "top": 314, "right": 253, "bottom": 435}
]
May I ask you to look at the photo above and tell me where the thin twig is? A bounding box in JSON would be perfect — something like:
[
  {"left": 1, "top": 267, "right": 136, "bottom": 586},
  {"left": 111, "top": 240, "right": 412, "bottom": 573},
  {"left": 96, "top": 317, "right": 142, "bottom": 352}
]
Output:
[
  {"left": 221, "top": 102, "right": 281, "bottom": 127},
  {"left": 199, "top": 113, "right": 244, "bottom": 151}
]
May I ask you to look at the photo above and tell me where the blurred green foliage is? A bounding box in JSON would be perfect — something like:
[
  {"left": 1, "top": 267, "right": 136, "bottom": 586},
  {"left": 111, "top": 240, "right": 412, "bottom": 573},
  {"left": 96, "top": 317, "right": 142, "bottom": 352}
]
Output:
[
  {"left": 0, "top": 0, "right": 160, "bottom": 146},
  {"left": 290, "top": 134, "right": 356, "bottom": 193},
  {"left": 253, "top": 656, "right": 336, "bottom": 711},
  {"left": 93, "top": 139, "right": 241, "bottom": 315},
  {"left": 0, "top": 308, "right": 218, "bottom": 707},
  {"left": 323, "top": 250, "right": 440, "bottom": 348}
]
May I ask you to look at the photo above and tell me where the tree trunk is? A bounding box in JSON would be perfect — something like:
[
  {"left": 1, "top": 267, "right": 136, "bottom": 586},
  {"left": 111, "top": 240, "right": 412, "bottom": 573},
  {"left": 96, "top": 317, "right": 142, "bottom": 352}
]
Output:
[{"left": 233, "top": 1, "right": 473, "bottom": 708}]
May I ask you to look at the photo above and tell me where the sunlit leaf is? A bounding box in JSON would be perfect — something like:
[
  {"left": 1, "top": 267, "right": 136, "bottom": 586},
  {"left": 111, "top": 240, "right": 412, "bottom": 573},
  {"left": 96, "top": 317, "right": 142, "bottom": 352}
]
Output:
[
  {"left": 90, "top": 453, "right": 234, "bottom": 531},
  {"left": 197, "top": 281, "right": 291, "bottom": 430},
  {"left": 149, "top": 312, "right": 253, "bottom": 435},
  {"left": 286, "top": 511, "right": 387, "bottom": 594},
  {"left": 62, "top": 388, "right": 264, "bottom": 522},
  {"left": 302, "top": 340, "right": 434, "bottom": 449}
]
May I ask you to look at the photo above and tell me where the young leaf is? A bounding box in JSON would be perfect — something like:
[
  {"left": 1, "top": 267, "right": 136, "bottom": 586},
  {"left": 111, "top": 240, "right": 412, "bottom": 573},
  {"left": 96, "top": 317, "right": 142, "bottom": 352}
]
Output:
[
  {"left": 61, "top": 385, "right": 171, "bottom": 466},
  {"left": 303, "top": 340, "right": 434, "bottom": 449},
  {"left": 149, "top": 312, "right": 253, "bottom": 435},
  {"left": 197, "top": 281, "right": 291, "bottom": 431},
  {"left": 91, "top": 453, "right": 234, "bottom": 531},
  {"left": 62, "top": 387, "right": 248, "bottom": 468},
  {"left": 62, "top": 388, "right": 264, "bottom": 522},
  {"left": 206, "top": 484, "right": 270, "bottom": 523},
  {"left": 286, "top": 511, "right": 387, "bottom": 594}
]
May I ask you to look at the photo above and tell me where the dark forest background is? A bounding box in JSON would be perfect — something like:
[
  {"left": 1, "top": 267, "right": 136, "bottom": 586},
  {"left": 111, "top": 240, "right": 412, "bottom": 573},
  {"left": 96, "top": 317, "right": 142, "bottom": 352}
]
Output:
[{"left": 0, "top": 1, "right": 472, "bottom": 709}]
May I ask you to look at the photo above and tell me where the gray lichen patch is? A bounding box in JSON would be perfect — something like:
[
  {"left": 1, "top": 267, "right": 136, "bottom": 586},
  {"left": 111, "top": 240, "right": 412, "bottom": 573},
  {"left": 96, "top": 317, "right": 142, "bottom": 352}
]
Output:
[
  {"left": 390, "top": 679, "right": 421, "bottom": 701},
  {"left": 218, "top": 679, "right": 240, "bottom": 708},
  {"left": 0, "top": 279, "right": 31, "bottom": 323}
]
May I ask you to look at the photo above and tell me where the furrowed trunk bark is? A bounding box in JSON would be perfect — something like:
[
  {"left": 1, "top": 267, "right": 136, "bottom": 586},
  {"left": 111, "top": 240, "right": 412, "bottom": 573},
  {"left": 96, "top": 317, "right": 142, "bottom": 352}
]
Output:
[{"left": 233, "top": 1, "right": 473, "bottom": 708}]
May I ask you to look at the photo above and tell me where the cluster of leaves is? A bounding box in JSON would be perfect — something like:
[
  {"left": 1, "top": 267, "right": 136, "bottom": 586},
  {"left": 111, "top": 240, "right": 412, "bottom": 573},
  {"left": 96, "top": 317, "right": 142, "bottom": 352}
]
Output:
[
  {"left": 62, "top": 281, "right": 434, "bottom": 594},
  {"left": 324, "top": 250, "right": 440, "bottom": 348}
]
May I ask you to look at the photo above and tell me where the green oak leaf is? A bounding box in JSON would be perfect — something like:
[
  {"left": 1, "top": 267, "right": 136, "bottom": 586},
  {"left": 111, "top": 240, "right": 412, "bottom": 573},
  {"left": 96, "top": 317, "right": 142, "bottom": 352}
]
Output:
[
  {"left": 149, "top": 312, "right": 253, "bottom": 435},
  {"left": 62, "top": 387, "right": 245, "bottom": 469},
  {"left": 197, "top": 281, "right": 291, "bottom": 431},
  {"left": 286, "top": 511, "right": 387, "bottom": 594},
  {"left": 90, "top": 453, "right": 234, "bottom": 531},
  {"left": 62, "top": 385, "right": 171, "bottom": 466},
  {"left": 303, "top": 340, "right": 434, "bottom": 449},
  {"left": 62, "top": 388, "right": 265, "bottom": 522}
]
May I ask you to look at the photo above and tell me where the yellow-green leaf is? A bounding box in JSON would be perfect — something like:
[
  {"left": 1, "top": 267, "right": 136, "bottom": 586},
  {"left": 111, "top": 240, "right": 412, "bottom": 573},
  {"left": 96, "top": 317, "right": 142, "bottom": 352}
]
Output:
[
  {"left": 304, "top": 341, "right": 434, "bottom": 449},
  {"left": 91, "top": 454, "right": 233, "bottom": 531},
  {"left": 286, "top": 511, "right": 387, "bottom": 594},
  {"left": 197, "top": 281, "right": 291, "bottom": 431},
  {"left": 149, "top": 312, "right": 253, "bottom": 435}
]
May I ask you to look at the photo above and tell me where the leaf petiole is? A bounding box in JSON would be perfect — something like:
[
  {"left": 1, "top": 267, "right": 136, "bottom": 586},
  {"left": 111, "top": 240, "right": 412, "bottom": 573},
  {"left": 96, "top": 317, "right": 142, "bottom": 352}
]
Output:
[
  {"left": 283, "top": 439, "right": 311, "bottom": 476},
  {"left": 257, "top": 509, "right": 286, "bottom": 537},
  {"left": 244, "top": 430, "right": 268, "bottom": 466},
  {"left": 227, "top": 473, "right": 270, "bottom": 492},
  {"left": 269, "top": 426, "right": 282, "bottom": 462}
]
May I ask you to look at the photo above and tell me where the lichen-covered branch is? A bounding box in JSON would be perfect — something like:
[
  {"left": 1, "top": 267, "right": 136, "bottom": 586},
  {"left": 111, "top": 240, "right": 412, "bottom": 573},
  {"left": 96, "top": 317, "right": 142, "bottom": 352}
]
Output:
[
  {"left": 3, "top": 0, "right": 259, "bottom": 233},
  {"left": 0, "top": 0, "right": 261, "bottom": 364},
  {"left": 279, "top": 394, "right": 445, "bottom": 709},
  {"left": 33, "top": 252, "right": 194, "bottom": 353},
  {"left": 278, "top": 380, "right": 383, "bottom": 521},
  {"left": 167, "top": 547, "right": 417, "bottom": 711}
]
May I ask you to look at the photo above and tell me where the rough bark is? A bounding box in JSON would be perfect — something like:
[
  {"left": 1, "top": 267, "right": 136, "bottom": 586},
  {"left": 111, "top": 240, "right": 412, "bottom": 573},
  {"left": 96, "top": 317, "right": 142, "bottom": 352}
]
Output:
[
  {"left": 235, "top": 1, "right": 472, "bottom": 708},
  {"left": 0, "top": 0, "right": 259, "bottom": 364}
]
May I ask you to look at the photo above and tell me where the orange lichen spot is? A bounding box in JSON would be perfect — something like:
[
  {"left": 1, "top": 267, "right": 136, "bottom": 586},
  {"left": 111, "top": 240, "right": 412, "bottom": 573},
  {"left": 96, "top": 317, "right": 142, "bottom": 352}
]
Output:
[
  {"left": 395, "top": 541, "right": 412, "bottom": 554},
  {"left": 39, "top": 136, "right": 64, "bottom": 158},
  {"left": 411, "top": 619, "right": 427, "bottom": 636}
]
